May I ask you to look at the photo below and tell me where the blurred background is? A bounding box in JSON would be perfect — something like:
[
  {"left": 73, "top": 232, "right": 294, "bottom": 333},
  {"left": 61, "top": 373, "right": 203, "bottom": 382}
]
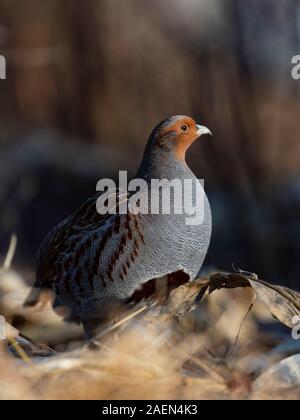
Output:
[{"left": 0, "top": 0, "right": 300, "bottom": 291}]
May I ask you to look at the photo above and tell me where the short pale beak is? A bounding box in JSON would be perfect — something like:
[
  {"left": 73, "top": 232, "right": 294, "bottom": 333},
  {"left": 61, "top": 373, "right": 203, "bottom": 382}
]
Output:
[{"left": 196, "top": 124, "right": 212, "bottom": 136}]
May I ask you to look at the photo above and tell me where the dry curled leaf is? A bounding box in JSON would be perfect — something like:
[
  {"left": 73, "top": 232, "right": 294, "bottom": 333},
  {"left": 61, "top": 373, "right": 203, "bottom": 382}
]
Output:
[
  {"left": 207, "top": 273, "right": 300, "bottom": 328},
  {"left": 247, "top": 279, "right": 300, "bottom": 328},
  {"left": 165, "top": 272, "right": 300, "bottom": 330}
]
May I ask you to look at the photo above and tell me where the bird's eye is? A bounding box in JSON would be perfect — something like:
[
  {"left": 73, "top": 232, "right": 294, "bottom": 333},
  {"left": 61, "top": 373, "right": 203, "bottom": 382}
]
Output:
[{"left": 181, "top": 124, "right": 188, "bottom": 132}]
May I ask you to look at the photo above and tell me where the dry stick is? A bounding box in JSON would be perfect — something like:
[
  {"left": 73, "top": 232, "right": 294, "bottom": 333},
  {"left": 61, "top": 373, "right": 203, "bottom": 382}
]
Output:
[
  {"left": 225, "top": 294, "right": 256, "bottom": 361},
  {"left": 164, "top": 335, "right": 226, "bottom": 384},
  {"left": 1, "top": 234, "right": 33, "bottom": 365},
  {"left": 92, "top": 305, "right": 148, "bottom": 344},
  {"left": 180, "top": 349, "right": 226, "bottom": 384},
  {"left": 3, "top": 234, "right": 17, "bottom": 270},
  {"left": 97, "top": 341, "right": 168, "bottom": 375},
  {"left": 7, "top": 336, "right": 33, "bottom": 365}
]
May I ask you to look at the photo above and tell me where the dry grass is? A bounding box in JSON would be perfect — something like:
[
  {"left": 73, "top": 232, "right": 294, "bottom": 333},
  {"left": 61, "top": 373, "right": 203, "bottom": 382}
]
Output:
[
  {"left": 0, "top": 286, "right": 297, "bottom": 401},
  {"left": 1, "top": 238, "right": 299, "bottom": 400},
  {"left": 0, "top": 319, "right": 244, "bottom": 400}
]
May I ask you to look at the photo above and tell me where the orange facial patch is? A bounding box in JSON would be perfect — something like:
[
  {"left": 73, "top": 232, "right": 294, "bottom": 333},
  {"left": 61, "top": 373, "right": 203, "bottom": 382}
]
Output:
[{"left": 158, "top": 117, "right": 200, "bottom": 161}]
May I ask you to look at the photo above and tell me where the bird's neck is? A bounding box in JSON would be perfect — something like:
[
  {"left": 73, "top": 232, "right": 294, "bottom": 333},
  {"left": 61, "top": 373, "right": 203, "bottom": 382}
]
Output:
[{"left": 136, "top": 149, "right": 193, "bottom": 183}]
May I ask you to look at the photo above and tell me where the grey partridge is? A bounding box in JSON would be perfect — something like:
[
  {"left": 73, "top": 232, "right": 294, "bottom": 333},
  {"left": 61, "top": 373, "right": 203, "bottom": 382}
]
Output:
[{"left": 24, "top": 116, "right": 212, "bottom": 337}]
